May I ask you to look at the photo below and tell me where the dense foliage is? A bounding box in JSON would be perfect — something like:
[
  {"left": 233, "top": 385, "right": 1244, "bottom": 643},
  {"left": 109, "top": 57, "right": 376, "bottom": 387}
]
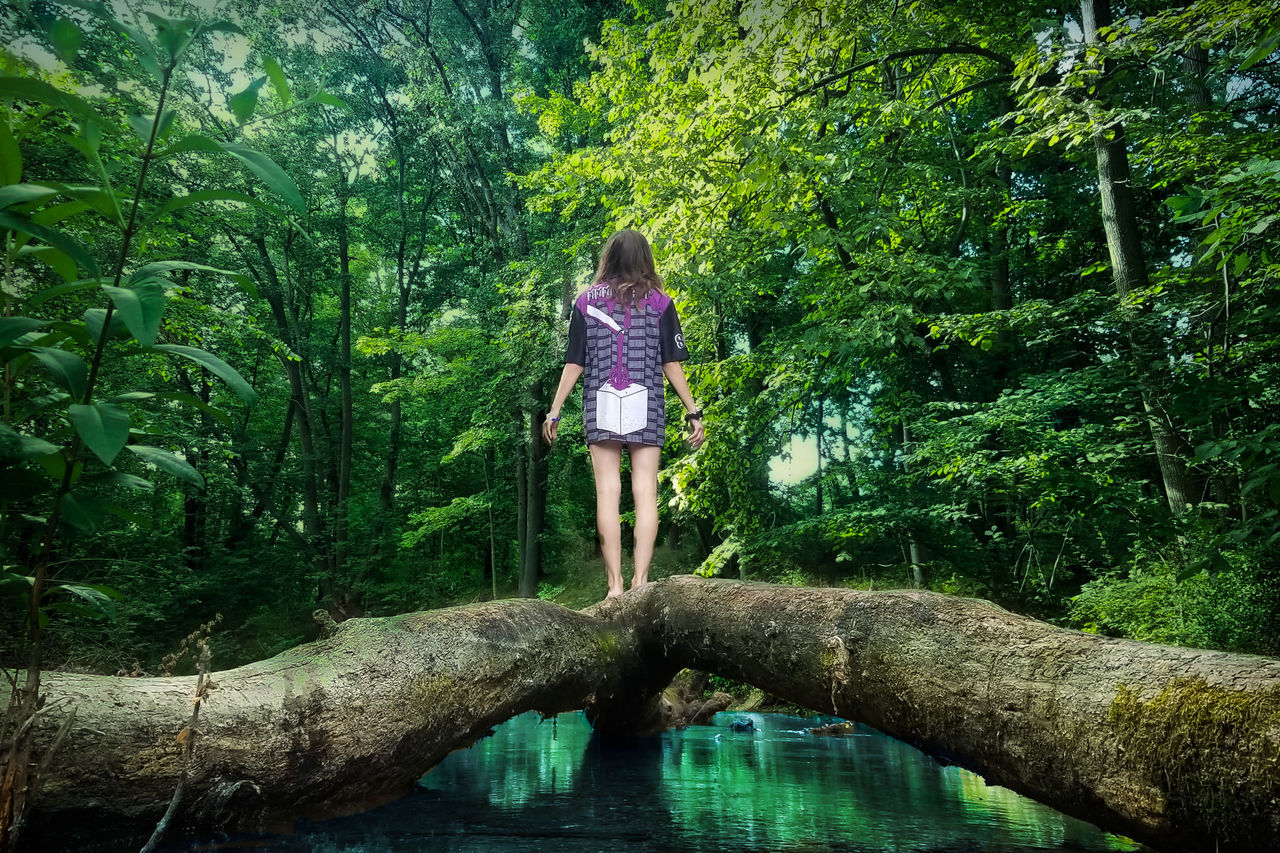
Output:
[{"left": 2, "top": 0, "right": 1277, "bottom": 682}]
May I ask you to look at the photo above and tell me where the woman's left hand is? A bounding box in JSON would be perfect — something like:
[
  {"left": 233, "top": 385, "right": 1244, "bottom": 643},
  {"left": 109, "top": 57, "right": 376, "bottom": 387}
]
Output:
[
  {"left": 542, "top": 416, "right": 559, "bottom": 444},
  {"left": 687, "top": 417, "right": 704, "bottom": 448}
]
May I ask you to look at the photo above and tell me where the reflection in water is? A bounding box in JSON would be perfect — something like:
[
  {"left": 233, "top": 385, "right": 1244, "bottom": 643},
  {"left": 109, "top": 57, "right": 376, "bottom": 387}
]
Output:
[
  {"left": 281, "top": 712, "right": 1142, "bottom": 852},
  {"left": 119, "top": 711, "right": 1146, "bottom": 852}
]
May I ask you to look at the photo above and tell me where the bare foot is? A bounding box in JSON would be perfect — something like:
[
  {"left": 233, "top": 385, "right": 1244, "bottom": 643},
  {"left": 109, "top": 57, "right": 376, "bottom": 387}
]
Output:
[
  {"left": 629, "top": 577, "right": 649, "bottom": 590},
  {"left": 606, "top": 588, "right": 624, "bottom": 599}
]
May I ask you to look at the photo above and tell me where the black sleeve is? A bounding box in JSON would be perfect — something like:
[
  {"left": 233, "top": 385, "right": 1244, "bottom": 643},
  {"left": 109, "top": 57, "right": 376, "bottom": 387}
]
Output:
[
  {"left": 565, "top": 308, "right": 586, "bottom": 365},
  {"left": 658, "top": 301, "right": 690, "bottom": 363}
]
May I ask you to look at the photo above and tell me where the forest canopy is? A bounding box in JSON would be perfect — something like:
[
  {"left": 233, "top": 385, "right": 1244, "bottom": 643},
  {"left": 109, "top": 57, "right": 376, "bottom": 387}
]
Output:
[{"left": 1, "top": 0, "right": 1278, "bottom": 674}]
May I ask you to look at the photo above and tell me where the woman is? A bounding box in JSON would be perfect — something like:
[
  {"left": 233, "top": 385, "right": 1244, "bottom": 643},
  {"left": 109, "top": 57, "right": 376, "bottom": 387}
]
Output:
[{"left": 542, "top": 230, "right": 704, "bottom": 599}]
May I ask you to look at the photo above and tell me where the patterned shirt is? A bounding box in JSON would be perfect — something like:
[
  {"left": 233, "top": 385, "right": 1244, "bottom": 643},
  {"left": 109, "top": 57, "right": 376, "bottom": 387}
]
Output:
[{"left": 565, "top": 283, "right": 689, "bottom": 446}]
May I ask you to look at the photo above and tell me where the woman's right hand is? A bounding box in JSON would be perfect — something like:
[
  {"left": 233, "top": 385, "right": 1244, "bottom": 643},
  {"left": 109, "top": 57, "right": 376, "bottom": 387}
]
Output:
[{"left": 542, "top": 415, "right": 560, "bottom": 444}]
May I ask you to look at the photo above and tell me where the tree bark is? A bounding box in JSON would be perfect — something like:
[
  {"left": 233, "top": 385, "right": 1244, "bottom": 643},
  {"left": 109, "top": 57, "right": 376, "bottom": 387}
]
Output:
[
  {"left": 334, "top": 175, "right": 354, "bottom": 579},
  {"left": 1081, "top": 0, "right": 1200, "bottom": 516},
  {"left": 519, "top": 387, "right": 548, "bottom": 598},
  {"left": 178, "top": 367, "right": 211, "bottom": 571},
  {"left": 897, "top": 420, "right": 927, "bottom": 587},
  {"left": 10, "top": 578, "right": 1280, "bottom": 853},
  {"left": 814, "top": 393, "right": 824, "bottom": 517},
  {"left": 239, "top": 234, "right": 324, "bottom": 553}
]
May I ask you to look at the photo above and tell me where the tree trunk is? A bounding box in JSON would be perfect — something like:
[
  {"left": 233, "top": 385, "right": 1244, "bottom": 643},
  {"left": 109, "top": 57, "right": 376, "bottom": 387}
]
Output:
[
  {"left": 1081, "top": 0, "right": 1200, "bottom": 516},
  {"left": 514, "top": 411, "right": 527, "bottom": 582},
  {"left": 897, "top": 420, "right": 927, "bottom": 587},
  {"left": 335, "top": 177, "right": 354, "bottom": 578},
  {"left": 179, "top": 368, "right": 211, "bottom": 571},
  {"left": 11, "top": 578, "right": 1279, "bottom": 853},
  {"left": 814, "top": 393, "right": 824, "bottom": 517},
  {"left": 379, "top": 154, "right": 424, "bottom": 518},
  {"left": 519, "top": 386, "right": 548, "bottom": 598},
  {"left": 485, "top": 446, "right": 498, "bottom": 600},
  {"left": 1181, "top": 43, "right": 1210, "bottom": 111},
  {"left": 990, "top": 150, "right": 1014, "bottom": 380},
  {"left": 380, "top": 351, "right": 403, "bottom": 515},
  {"left": 242, "top": 235, "right": 324, "bottom": 553}
]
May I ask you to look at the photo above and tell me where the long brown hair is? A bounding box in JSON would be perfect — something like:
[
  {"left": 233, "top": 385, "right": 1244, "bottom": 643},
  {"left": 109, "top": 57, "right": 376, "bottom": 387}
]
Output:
[{"left": 593, "top": 229, "right": 663, "bottom": 304}]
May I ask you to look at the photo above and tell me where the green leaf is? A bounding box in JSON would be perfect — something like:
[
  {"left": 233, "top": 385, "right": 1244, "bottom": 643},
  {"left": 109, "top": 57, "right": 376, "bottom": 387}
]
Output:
[
  {"left": 50, "top": 581, "right": 121, "bottom": 619},
  {"left": 19, "top": 245, "right": 80, "bottom": 281},
  {"left": 15, "top": 391, "right": 71, "bottom": 422},
  {"left": 0, "top": 317, "right": 48, "bottom": 348},
  {"left": 156, "top": 135, "right": 303, "bottom": 212},
  {"left": 33, "top": 183, "right": 122, "bottom": 225},
  {"left": 0, "top": 76, "right": 97, "bottom": 120},
  {"left": 230, "top": 76, "right": 266, "bottom": 123},
  {"left": 49, "top": 17, "right": 83, "bottom": 63},
  {"left": 127, "top": 113, "right": 154, "bottom": 144},
  {"left": 1249, "top": 214, "right": 1277, "bottom": 236},
  {"left": 38, "top": 450, "right": 77, "bottom": 482},
  {"left": 126, "top": 444, "right": 204, "bottom": 487},
  {"left": 194, "top": 20, "right": 244, "bottom": 37},
  {"left": 0, "top": 571, "right": 32, "bottom": 600},
  {"left": 63, "top": 5, "right": 168, "bottom": 80},
  {"left": 1239, "top": 26, "right": 1280, "bottom": 71},
  {"left": 1195, "top": 441, "right": 1223, "bottom": 460},
  {"left": 102, "top": 390, "right": 230, "bottom": 425},
  {"left": 71, "top": 581, "right": 123, "bottom": 601},
  {"left": 80, "top": 118, "right": 102, "bottom": 155},
  {"left": 82, "top": 307, "right": 126, "bottom": 344},
  {"left": 150, "top": 344, "right": 255, "bottom": 402},
  {"left": 308, "top": 91, "right": 348, "bottom": 110},
  {"left": 220, "top": 143, "right": 304, "bottom": 212},
  {"left": 0, "top": 210, "right": 100, "bottom": 277},
  {"left": 263, "top": 57, "right": 290, "bottom": 107},
  {"left": 19, "top": 433, "right": 60, "bottom": 460},
  {"left": 24, "top": 346, "right": 87, "bottom": 399},
  {"left": 1176, "top": 563, "right": 1208, "bottom": 582},
  {"left": 0, "top": 184, "right": 59, "bottom": 210},
  {"left": 97, "top": 500, "right": 152, "bottom": 527},
  {"left": 144, "top": 11, "right": 200, "bottom": 64},
  {"left": 103, "top": 280, "right": 166, "bottom": 346},
  {"left": 59, "top": 491, "right": 105, "bottom": 531},
  {"left": 128, "top": 260, "right": 257, "bottom": 298},
  {"left": 0, "top": 422, "right": 59, "bottom": 461},
  {"left": 152, "top": 391, "right": 234, "bottom": 425},
  {"left": 24, "top": 279, "right": 101, "bottom": 308},
  {"left": 158, "top": 109, "right": 177, "bottom": 141},
  {"left": 68, "top": 402, "right": 130, "bottom": 464},
  {"left": 0, "top": 118, "right": 21, "bottom": 184},
  {"left": 81, "top": 471, "right": 153, "bottom": 491},
  {"left": 147, "top": 188, "right": 289, "bottom": 226},
  {"left": 48, "top": 318, "right": 90, "bottom": 349},
  {"left": 156, "top": 132, "right": 222, "bottom": 158}
]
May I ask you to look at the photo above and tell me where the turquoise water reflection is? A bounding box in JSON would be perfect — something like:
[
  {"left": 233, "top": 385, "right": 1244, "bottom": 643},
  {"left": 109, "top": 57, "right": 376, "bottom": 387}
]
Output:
[
  {"left": 33, "top": 710, "right": 1149, "bottom": 852},
  {"left": 388, "top": 711, "right": 1139, "bottom": 852}
]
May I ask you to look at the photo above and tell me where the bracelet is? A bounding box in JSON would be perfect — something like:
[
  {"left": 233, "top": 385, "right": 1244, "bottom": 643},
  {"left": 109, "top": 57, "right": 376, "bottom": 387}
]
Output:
[
  {"left": 548, "top": 415, "right": 561, "bottom": 423},
  {"left": 684, "top": 409, "right": 703, "bottom": 423}
]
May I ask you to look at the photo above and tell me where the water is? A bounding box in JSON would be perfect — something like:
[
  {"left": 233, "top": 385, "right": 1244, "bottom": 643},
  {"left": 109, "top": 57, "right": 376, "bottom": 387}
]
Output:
[{"left": 165, "top": 711, "right": 1144, "bottom": 852}]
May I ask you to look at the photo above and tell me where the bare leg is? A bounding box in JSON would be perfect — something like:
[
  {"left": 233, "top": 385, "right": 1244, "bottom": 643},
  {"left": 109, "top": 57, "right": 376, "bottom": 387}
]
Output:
[
  {"left": 589, "top": 441, "right": 625, "bottom": 598},
  {"left": 628, "top": 443, "right": 661, "bottom": 589}
]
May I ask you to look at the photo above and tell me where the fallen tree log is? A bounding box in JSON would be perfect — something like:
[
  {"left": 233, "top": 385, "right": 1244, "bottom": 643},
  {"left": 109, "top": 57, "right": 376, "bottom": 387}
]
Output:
[
  {"left": 649, "top": 577, "right": 1280, "bottom": 852},
  {"left": 7, "top": 576, "right": 1280, "bottom": 852}
]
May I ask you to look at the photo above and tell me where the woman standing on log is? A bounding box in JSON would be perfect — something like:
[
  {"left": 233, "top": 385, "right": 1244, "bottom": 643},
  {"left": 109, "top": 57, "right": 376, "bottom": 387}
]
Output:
[{"left": 543, "top": 229, "right": 704, "bottom": 598}]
